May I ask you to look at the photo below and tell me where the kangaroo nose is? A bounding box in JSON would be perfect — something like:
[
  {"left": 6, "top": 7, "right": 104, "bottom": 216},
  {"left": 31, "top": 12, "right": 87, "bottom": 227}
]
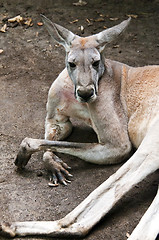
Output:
[{"left": 77, "top": 88, "right": 94, "bottom": 102}]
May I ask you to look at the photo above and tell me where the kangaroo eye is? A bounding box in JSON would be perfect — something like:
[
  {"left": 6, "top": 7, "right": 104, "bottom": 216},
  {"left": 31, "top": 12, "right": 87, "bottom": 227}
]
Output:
[
  {"left": 92, "top": 60, "right": 100, "bottom": 68},
  {"left": 69, "top": 62, "right": 76, "bottom": 68}
]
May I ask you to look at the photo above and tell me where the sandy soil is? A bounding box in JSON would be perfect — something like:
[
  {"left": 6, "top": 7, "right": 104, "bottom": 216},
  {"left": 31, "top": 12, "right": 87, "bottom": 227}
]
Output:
[{"left": 0, "top": 0, "right": 159, "bottom": 239}]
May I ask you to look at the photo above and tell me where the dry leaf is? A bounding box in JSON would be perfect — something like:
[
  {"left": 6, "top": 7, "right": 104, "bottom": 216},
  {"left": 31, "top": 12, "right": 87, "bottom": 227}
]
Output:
[
  {"left": 80, "top": 25, "right": 84, "bottom": 34},
  {"left": 113, "top": 45, "right": 120, "bottom": 48},
  {"left": 24, "top": 18, "right": 33, "bottom": 27},
  {"left": 95, "top": 18, "right": 105, "bottom": 22},
  {"left": 0, "top": 24, "right": 7, "bottom": 33},
  {"left": 126, "top": 232, "right": 130, "bottom": 238},
  {"left": 73, "top": 0, "right": 87, "bottom": 6},
  {"left": 8, "top": 15, "right": 33, "bottom": 27},
  {"left": 69, "top": 19, "right": 78, "bottom": 24},
  {"left": 8, "top": 15, "right": 23, "bottom": 23},
  {"left": 126, "top": 14, "right": 138, "bottom": 19},
  {"left": 109, "top": 17, "right": 119, "bottom": 21},
  {"left": 0, "top": 49, "right": 4, "bottom": 54},
  {"left": 86, "top": 18, "right": 91, "bottom": 24},
  {"left": 86, "top": 18, "right": 93, "bottom": 26},
  {"left": 37, "top": 22, "right": 43, "bottom": 26}
]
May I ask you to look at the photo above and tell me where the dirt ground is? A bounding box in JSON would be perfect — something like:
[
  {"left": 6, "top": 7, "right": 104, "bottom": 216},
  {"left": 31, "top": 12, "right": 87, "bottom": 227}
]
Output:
[{"left": 0, "top": 0, "right": 159, "bottom": 239}]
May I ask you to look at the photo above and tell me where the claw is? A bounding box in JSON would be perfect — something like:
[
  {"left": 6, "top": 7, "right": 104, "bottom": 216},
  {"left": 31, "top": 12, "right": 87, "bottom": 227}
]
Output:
[
  {"left": 54, "top": 156, "right": 71, "bottom": 170},
  {"left": 62, "top": 180, "right": 67, "bottom": 186},
  {"left": 62, "top": 162, "right": 71, "bottom": 170},
  {"left": 48, "top": 182, "right": 59, "bottom": 187},
  {"left": 49, "top": 176, "right": 52, "bottom": 182},
  {"left": 61, "top": 168, "right": 70, "bottom": 177},
  {"left": 56, "top": 171, "right": 66, "bottom": 184},
  {"left": 43, "top": 151, "right": 73, "bottom": 186},
  {"left": 48, "top": 174, "right": 58, "bottom": 187},
  {"left": 66, "top": 179, "right": 71, "bottom": 183},
  {"left": 68, "top": 173, "right": 73, "bottom": 177},
  {"left": 52, "top": 174, "right": 58, "bottom": 185}
]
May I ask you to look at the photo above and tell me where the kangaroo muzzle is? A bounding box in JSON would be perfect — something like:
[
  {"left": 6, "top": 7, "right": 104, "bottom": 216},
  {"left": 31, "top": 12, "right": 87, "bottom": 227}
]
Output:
[{"left": 76, "top": 86, "right": 97, "bottom": 103}]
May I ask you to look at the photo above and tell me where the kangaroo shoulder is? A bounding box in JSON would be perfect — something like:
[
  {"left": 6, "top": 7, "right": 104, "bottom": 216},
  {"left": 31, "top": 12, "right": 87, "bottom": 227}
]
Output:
[{"left": 48, "top": 68, "right": 73, "bottom": 98}]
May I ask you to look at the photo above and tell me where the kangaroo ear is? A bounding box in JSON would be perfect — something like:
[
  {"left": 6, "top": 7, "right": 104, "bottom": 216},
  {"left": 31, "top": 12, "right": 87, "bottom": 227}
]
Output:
[
  {"left": 41, "top": 15, "right": 75, "bottom": 51},
  {"left": 95, "top": 17, "right": 131, "bottom": 52}
]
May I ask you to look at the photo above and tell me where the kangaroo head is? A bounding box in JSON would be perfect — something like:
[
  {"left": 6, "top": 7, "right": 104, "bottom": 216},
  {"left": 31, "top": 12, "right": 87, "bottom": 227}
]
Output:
[{"left": 41, "top": 15, "right": 131, "bottom": 103}]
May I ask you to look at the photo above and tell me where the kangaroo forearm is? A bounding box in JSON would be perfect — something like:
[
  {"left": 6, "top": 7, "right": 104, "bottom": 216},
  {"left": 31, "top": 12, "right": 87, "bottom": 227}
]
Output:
[
  {"left": 50, "top": 142, "right": 131, "bottom": 164},
  {"left": 16, "top": 138, "right": 131, "bottom": 165}
]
